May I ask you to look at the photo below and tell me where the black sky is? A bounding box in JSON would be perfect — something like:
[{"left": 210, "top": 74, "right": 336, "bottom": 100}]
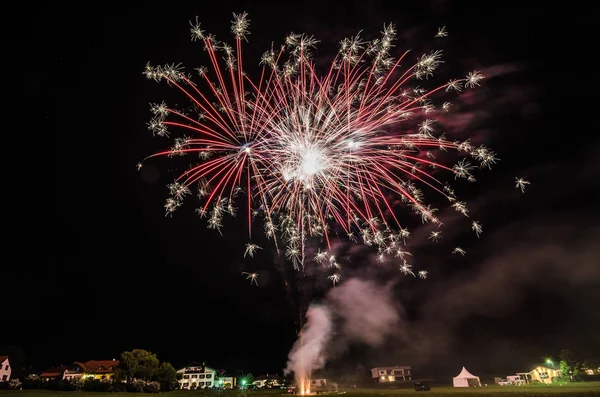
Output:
[{"left": 18, "top": 0, "right": 597, "bottom": 379}]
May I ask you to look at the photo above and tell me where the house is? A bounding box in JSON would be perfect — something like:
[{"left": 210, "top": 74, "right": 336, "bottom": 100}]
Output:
[
  {"left": 0, "top": 356, "right": 10, "bottom": 382},
  {"left": 371, "top": 366, "right": 412, "bottom": 383},
  {"left": 40, "top": 365, "right": 71, "bottom": 382},
  {"left": 74, "top": 359, "right": 119, "bottom": 380},
  {"left": 63, "top": 365, "right": 84, "bottom": 382},
  {"left": 40, "top": 360, "right": 118, "bottom": 382},
  {"left": 516, "top": 364, "right": 561, "bottom": 384},
  {"left": 217, "top": 376, "right": 236, "bottom": 389},
  {"left": 311, "top": 377, "right": 327, "bottom": 387},
  {"left": 177, "top": 362, "right": 217, "bottom": 389},
  {"left": 253, "top": 373, "right": 283, "bottom": 388},
  {"left": 307, "top": 374, "right": 337, "bottom": 393}
]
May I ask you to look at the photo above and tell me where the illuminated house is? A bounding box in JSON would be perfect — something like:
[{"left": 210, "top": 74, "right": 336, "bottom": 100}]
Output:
[
  {"left": 218, "top": 376, "right": 236, "bottom": 389},
  {"left": 253, "top": 374, "right": 284, "bottom": 388},
  {"left": 371, "top": 366, "right": 412, "bottom": 383},
  {"left": 177, "top": 362, "right": 217, "bottom": 389},
  {"left": 63, "top": 365, "right": 84, "bottom": 382},
  {"left": 311, "top": 377, "right": 328, "bottom": 388},
  {"left": 0, "top": 356, "right": 11, "bottom": 382},
  {"left": 74, "top": 359, "right": 119, "bottom": 380},
  {"left": 516, "top": 364, "right": 561, "bottom": 384}
]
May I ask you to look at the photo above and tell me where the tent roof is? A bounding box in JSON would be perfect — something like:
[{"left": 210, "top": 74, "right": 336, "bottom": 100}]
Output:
[{"left": 453, "top": 367, "right": 479, "bottom": 379}]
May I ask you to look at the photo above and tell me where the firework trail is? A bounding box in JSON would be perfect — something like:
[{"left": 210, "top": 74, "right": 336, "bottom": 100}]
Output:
[{"left": 140, "top": 13, "right": 497, "bottom": 285}]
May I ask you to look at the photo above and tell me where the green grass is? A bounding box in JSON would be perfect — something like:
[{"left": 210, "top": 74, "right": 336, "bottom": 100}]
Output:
[{"left": 1, "top": 383, "right": 600, "bottom": 397}]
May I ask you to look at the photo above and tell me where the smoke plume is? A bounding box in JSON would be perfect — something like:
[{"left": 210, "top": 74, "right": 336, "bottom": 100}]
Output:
[
  {"left": 284, "top": 305, "right": 332, "bottom": 384},
  {"left": 285, "top": 279, "right": 400, "bottom": 382}
]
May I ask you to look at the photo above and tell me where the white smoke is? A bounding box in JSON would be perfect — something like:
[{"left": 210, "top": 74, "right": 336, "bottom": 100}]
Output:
[
  {"left": 285, "top": 279, "right": 400, "bottom": 386},
  {"left": 284, "top": 305, "right": 332, "bottom": 390}
]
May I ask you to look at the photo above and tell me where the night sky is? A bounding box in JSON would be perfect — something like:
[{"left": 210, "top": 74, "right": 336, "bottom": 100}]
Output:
[{"left": 17, "top": 0, "right": 597, "bottom": 380}]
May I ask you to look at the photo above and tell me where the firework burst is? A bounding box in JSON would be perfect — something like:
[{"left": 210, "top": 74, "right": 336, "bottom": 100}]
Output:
[{"left": 140, "top": 13, "right": 497, "bottom": 282}]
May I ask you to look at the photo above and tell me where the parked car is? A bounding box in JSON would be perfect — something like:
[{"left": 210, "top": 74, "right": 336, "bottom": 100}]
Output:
[
  {"left": 414, "top": 381, "right": 431, "bottom": 391},
  {"left": 498, "top": 379, "right": 511, "bottom": 386}
]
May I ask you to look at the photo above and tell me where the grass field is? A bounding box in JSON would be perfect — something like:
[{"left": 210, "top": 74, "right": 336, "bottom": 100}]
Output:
[{"left": 1, "top": 383, "right": 599, "bottom": 397}]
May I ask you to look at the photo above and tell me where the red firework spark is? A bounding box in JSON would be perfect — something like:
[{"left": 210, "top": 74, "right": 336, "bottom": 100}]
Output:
[{"left": 140, "top": 13, "right": 496, "bottom": 272}]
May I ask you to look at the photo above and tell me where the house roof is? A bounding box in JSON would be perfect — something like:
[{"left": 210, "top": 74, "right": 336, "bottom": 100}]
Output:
[
  {"left": 184, "top": 362, "right": 206, "bottom": 367},
  {"left": 41, "top": 365, "right": 71, "bottom": 377},
  {"left": 0, "top": 356, "right": 8, "bottom": 364},
  {"left": 75, "top": 360, "right": 119, "bottom": 373},
  {"left": 177, "top": 363, "right": 214, "bottom": 373}
]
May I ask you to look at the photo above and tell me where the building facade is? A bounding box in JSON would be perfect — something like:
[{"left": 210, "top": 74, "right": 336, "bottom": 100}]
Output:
[
  {"left": 371, "top": 366, "right": 412, "bottom": 383},
  {"left": 253, "top": 374, "right": 284, "bottom": 388},
  {"left": 0, "top": 356, "right": 11, "bottom": 382},
  {"left": 516, "top": 365, "right": 561, "bottom": 384},
  {"left": 177, "top": 363, "right": 217, "bottom": 389}
]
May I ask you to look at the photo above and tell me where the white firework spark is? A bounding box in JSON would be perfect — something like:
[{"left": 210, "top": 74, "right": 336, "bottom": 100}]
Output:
[
  {"left": 241, "top": 272, "right": 259, "bottom": 286},
  {"left": 515, "top": 177, "right": 531, "bottom": 193},
  {"left": 141, "top": 12, "right": 498, "bottom": 283}
]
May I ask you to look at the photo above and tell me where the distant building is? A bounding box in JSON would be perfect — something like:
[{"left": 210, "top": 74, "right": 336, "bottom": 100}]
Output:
[
  {"left": 516, "top": 364, "right": 561, "bottom": 384},
  {"left": 371, "top": 366, "right": 412, "bottom": 383},
  {"left": 177, "top": 362, "right": 217, "bottom": 390},
  {"left": 218, "top": 376, "right": 236, "bottom": 388},
  {"left": 75, "top": 359, "right": 119, "bottom": 380},
  {"left": 0, "top": 356, "right": 11, "bottom": 382},
  {"left": 308, "top": 374, "right": 337, "bottom": 393},
  {"left": 311, "top": 377, "right": 327, "bottom": 387},
  {"left": 41, "top": 360, "right": 118, "bottom": 382},
  {"left": 62, "top": 365, "right": 84, "bottom": 382},
  {"left": 40, "top": 365, "right": 71, "bottom": 382},
  {"left": 253, "top": 373, "right": 284, "bottom": 388}
]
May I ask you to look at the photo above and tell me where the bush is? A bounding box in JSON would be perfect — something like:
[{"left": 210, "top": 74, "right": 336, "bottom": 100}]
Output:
[
  {"left": 8, "top": 378, "right": 22, "bottom": 390},
  {"left": 22, "top": 374, "right": 44, "bottom": 389},
  {"left": 81, "top": 377, "right": 112, "bottom": 392},
  {"left": 143, "top": 381, "right": 160, "bottom": 393}
]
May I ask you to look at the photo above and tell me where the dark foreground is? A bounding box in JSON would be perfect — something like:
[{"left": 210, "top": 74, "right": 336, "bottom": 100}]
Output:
[{"left": 1, "top": 382, "right": 600, "bottom": 397}]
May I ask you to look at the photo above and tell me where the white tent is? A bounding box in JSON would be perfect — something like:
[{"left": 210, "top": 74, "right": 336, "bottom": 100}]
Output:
[{"left": 453, "top": 367, "right": 481, "bottom": 387}]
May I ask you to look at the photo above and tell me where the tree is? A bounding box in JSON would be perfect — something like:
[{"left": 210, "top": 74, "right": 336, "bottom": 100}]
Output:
[
  {"left": 559, "top": 360, "right": 570, "bottom": 382},
  {"left": 116, "top": 349, "right": 159, "bottom": 383},
  {"left": 135, "top": 350, "right": 159, "bottom": 382},
  {"left": 116, "top": 351, "right": 139, "bottom": 384},
  {"left": 156, "top": 362, "right": 177, "bottom": 391},
  {"left": 558, "top": 350, "right": 582, "bottom": 381}
]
